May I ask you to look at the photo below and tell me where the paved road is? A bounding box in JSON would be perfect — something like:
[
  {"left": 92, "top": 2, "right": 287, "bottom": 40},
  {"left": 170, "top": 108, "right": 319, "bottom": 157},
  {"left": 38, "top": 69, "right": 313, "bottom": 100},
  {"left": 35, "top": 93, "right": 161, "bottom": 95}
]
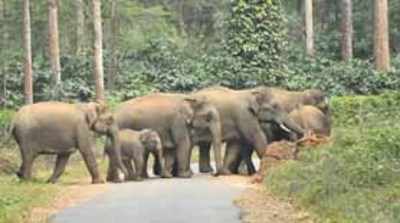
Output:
[{"left": 49, "top": 167, "right": 245, "bottom": 223}]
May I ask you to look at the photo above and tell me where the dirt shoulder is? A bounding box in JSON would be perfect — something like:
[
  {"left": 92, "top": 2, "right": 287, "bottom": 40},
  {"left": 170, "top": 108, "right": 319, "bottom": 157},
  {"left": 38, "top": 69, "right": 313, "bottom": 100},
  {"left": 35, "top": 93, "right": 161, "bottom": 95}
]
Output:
[
  {"left": 29, "top": 182, "right": 109, "bottom": 223},
  {"left": 214, "top": 175, "right": 313, "bottom": 223}
]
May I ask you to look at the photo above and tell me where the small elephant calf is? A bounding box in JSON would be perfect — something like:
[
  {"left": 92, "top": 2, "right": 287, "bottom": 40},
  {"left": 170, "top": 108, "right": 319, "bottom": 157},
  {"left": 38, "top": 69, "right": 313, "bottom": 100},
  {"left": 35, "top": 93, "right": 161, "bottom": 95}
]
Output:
[{"left": 105, "top": 129, "right": 171, "bottom": 182}]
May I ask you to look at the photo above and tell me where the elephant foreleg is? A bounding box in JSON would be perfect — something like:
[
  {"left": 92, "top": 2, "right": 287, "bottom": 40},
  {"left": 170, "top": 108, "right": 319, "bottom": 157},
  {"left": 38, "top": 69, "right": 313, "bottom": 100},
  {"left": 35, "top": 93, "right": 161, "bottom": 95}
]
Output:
[
  {"left": 240, "top": 146, "right": 256, "bottom": 175},
  {"left": 47, "top": 154, "right": 71, "bottom": 183},
  {"left": 123, "top": 159, "right": 135, "bottom": 181},
  {"left": 152, "top": 152, "right": 161, "bottom": 176},
  {"left": 132, "top": 154, "right": 144, "bottom": 181},
  {"left": 164, "top": 149, "right": 175, "bottom": 176},
  {"left": 221, "top": 141, "right": 241, "bottom": 175},
  {"left": 142, "top": 152, "right": 150, "bottom": 178},
  {"left": 106, "top": 154, "right": 120, "bottom": 182},
  {"left": 77, "top": 129, "right": 102, "bottom": 184},
  {"left": 198, "top": 142, "right": 213, "bottom": 173},
  {"left": 154, "top": 150, "right": 172, "bottom": 178}
]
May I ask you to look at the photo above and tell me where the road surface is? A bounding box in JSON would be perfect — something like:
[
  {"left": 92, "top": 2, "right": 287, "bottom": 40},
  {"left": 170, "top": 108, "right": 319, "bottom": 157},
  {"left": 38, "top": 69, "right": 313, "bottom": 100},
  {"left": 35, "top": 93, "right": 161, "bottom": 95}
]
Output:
[{"left": 49, "top": 167, "right": 246, "bottom": 223}]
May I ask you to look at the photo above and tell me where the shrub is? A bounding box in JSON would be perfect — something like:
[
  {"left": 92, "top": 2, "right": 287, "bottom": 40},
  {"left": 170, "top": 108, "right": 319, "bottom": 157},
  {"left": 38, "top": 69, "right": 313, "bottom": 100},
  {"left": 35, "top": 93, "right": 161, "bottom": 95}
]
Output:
[{"left": 265, "top": 93, "right": 400, "bottom": 223}]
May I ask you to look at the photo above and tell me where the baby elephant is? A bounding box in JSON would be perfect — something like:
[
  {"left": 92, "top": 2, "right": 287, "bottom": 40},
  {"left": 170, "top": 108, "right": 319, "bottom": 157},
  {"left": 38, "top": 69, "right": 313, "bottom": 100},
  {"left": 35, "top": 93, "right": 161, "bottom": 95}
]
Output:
[{"left": 105, "top": 129, "right": 171, "bottom": 182}]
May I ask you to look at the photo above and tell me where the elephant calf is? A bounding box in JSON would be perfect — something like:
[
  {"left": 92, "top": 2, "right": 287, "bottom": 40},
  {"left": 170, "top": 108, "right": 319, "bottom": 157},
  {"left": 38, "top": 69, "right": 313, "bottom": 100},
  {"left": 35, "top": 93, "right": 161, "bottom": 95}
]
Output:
[{"left": 105, "top": 129, "right": 171, "bottom": 182}]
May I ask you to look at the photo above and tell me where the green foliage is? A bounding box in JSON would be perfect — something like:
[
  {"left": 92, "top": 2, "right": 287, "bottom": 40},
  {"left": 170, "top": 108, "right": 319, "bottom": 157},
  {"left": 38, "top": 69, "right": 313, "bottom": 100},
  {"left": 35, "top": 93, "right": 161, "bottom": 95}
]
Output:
[
  {"left": 224, "top": 0, "right": 288, "bottom": 83},
  {"left": 265, "top": 94, "right": 400, "bottom": 223}
]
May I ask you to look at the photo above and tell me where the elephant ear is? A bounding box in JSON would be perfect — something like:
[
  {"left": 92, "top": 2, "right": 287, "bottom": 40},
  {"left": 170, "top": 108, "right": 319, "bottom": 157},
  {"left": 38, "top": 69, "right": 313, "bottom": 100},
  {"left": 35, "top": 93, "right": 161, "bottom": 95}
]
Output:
[
  {"left": 139, "top": 129, "right": 153, "bottom": 143},
  {"left": 249, "top": 88, "right": 275, "bottom": 116},
  {"left": 84, "top": 102, "right": 108, "bottom": 128}
]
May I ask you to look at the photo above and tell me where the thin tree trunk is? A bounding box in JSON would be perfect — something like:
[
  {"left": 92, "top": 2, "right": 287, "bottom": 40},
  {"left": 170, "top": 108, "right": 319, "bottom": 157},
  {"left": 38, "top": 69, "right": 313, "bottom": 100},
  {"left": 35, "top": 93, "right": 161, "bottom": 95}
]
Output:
[
  {"left": 92, "top": 0, "right": 105, "bottom": 101},
  {"left": 374, "top": 0, "right": 390, "bottom": 72},
  {"left": 319, "top": 0, "right": 328, "bottom": 31},
  {"left": 107, "top": 0, "right": 117, "bottom": 90},
  {"left": 1, "top": 0, "right": 6, "bottom": 99},
  {"left": 305, "top": 0, "right": 314, "bottom": 56},
  {"left": 177, "top": 0, "right": 186, "bottom": 37},
  {"left": 48, "top": 0, "right": 61, "bottom": 88},
  {"left": 23, "top": 0, "right": 33, "bottom": 104},
  {"left": 341, "top": 0, "right": 353, "bottom": 61},
  {"left": 75, "top": 0, "right": 84, "bottom": 55}
]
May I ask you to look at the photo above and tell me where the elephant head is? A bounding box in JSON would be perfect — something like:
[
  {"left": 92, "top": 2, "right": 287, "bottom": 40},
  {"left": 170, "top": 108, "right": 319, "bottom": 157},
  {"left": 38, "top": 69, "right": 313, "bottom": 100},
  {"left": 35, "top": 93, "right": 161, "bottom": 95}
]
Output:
[
  {"left": 256, "top": 102, "right": 305, "bottom": 139},
  {"left": 139, "top": 129, "right": 162, "bottom": 153},
  {"left": 184, "top": 96, "right": 223, "bottom": 175},
  {"left": 89, "top": 104, "right": 128, "bottom": 180}
]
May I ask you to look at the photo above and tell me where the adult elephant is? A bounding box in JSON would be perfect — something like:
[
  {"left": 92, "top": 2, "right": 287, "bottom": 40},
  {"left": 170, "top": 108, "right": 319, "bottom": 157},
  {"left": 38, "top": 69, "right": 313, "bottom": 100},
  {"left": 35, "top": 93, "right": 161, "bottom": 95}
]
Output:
[
  {"left": 112, "top": 93, "right": 223, "bottom": 179},
  {"left": 10, "top": 102, "right": 127, "bottom": 184},
  {"left": 262, "top": 105, "right": 331, "bottom": 142},
  {"left": 257, "top": 87, "right": 330, "bottom": 114},
  {"left": 192, "top": 86, "right": 305, "bottom": 174},
  {"left": 238, "top": 86, "right": 331, "bottom": 174}
]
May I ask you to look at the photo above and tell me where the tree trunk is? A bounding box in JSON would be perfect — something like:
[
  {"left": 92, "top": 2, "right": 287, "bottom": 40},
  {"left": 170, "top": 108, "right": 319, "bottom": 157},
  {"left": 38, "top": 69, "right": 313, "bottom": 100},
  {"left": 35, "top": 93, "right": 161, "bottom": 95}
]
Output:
[
  {"left": 177, "top": 0, "right": 186, "bottom": 37},
  {"left": 23, "top": 0, "right": 33, "bottom": 104},
  {"left": 75, "top": 0, "right": 85, "bottom": 55},
  {"left": 1, "top": 0, "right": 6, "bottom": 99},
  {"left": 48, "top": 0, "right": 61, "bottom": 88},
  {"left": 305, "top": 0, "right": 314, "bottom": 56},
  {"left": 374, "top": 0, "right": 390, "bottom": 72},
  {"left": 107, "top": 0, "right": 117, "bottom": 90},
  {"left": 91, "top": 0, "right": 105, "bottom": 101},
  {"left": 318, "top": 0, "right": 329, "bottom": 31},
  {"left": 341, "top": 0, "right": 353, "bottom": 61}
]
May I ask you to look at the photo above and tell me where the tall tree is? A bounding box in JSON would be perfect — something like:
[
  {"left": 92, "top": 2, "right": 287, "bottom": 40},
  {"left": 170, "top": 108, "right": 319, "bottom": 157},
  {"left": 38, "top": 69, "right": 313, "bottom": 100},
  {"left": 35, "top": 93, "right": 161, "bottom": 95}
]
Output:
[
  {"left": 75, "top": 0, "right": 85, "bottom": 55},
  {"left": 48, "top": 0, "right": 61, "bottom": 88},
  {"left": 1, "top": 0, "right": 6, "bottom": 99},
  {"left": 107, "top": 0, "right": 118, "bottom": 90},
  {"left": 305, "top": 0, "right": 314, "bottom": 56},
  {"left": 92, "top": 0, "right": 105, "bottom": 101},
  {"left": 23, "top": 0, "right": 33, "bottom": 104},
  {"left": 374, "top": 0, "right": 390, "bottom": 71},
  {"left": 341, "top": 0, "right": 353, "bottom": 61}
]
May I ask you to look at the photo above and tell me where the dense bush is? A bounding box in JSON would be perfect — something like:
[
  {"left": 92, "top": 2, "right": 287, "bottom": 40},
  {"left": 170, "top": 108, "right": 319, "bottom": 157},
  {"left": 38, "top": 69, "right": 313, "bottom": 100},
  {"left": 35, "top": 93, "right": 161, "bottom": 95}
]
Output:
[
  {"left": 2, "top": 40, "right": 400, "bottom": 108},
  {"left": 265, "top": 94, "right": 400, "bottom": 223}
]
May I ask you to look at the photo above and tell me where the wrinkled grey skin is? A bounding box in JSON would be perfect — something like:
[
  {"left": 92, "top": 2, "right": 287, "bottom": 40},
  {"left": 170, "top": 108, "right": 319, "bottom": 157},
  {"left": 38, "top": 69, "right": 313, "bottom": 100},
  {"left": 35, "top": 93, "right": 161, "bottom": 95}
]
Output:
[
  {"left": 263, "top": 105, "right": 331, "bottom": 142},
  {"left": 105, "top": 129, "right": 171, "bottom": 181},
  {"left": 235, "top": 87, "right": 330, "bottom": 174},
  {"left": 192, "top": 86, "right": 305, "bottom": 174},
  {"left": 259, "top": 87, "right": 330, "bottom": 114},
  {"left": 10, "top": 102, "right": 127, "bottom": 184},
  {"left": 152, "top": 98, "right": 224, "bottom": 176},
  {"left": 114, "top": 93, "right": 220, "bottom": 178}
]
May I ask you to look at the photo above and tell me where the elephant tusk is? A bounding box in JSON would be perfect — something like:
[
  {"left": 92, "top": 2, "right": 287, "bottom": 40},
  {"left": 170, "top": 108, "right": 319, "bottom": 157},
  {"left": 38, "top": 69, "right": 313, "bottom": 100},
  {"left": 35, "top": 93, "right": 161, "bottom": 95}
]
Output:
[{"left": 280, "top": 124, "right": 292, "bottom": 133}]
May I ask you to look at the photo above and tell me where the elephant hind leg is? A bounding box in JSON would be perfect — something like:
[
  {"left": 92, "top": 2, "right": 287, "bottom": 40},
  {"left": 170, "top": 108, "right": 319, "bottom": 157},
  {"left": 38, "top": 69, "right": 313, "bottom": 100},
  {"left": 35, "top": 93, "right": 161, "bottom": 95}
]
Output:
[
  {"left": 47, "top": 154, "right": 71, "bottom": 183},
  {"left": 17, "top": 143, "right": 37, "bottom": 180}
]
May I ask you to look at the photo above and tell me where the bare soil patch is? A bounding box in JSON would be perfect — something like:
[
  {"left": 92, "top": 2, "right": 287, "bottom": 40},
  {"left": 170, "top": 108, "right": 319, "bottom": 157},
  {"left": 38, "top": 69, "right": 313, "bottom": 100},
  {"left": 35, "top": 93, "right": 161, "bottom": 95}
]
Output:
[{"left": 214, "top": 175, "right": 313, "bottom": 223}]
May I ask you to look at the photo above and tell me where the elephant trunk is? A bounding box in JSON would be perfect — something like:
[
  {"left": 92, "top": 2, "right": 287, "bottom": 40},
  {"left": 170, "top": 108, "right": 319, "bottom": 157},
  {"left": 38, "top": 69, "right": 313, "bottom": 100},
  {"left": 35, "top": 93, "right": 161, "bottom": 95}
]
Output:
[
  {"left": 108, "top": 125, "right": 128, "bottom": 179},
  {"left": 279, "top": 115, "right": 305, "bottom": 138},
  {"left": 210, "top": 121, "right": 223, "bottom": 176}
]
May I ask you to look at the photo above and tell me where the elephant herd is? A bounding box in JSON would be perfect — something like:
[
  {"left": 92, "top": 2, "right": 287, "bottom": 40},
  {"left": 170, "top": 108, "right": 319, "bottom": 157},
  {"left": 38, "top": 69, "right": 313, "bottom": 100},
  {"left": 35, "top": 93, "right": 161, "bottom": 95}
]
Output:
[{"left": 9, "top": 86, "right": 331, "bottom": 184}]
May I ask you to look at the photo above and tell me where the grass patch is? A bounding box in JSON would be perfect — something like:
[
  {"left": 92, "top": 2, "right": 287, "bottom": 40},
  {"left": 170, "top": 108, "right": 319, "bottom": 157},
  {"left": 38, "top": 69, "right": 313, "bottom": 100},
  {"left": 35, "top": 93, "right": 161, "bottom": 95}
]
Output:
[
  {"left": 265, "top": 94, "right": 400, "bottom": 223},
  {"left": 0, "top": 145, "right": 109, "bottom": 223}
]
